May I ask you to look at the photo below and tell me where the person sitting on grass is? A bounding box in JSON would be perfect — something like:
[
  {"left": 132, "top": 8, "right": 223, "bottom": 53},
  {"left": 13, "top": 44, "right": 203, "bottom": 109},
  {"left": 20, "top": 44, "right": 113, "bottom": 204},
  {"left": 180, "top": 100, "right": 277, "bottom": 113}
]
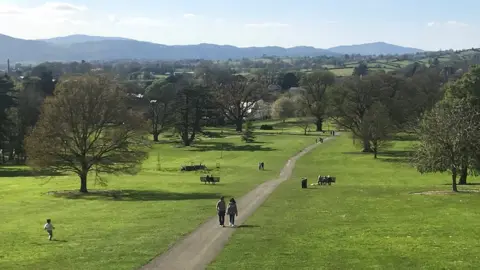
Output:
[
  {"left": 227, "top": 198, "right": 238, "bottom": 227},
  {"left": 44, "top": 219, "right": 55, "bottom": 241}
]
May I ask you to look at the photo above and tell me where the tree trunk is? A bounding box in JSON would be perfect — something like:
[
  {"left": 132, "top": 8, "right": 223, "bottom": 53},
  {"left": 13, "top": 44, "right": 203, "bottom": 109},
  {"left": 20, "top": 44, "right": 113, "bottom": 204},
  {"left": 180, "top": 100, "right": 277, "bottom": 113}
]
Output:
[
  {"left": 362, "top": 139, "right": 372, "bottom": 152},
  {"left": 235, "top": 119, "right": 243, "bottom": 132},
  {"left": 373, "top": 141, "right": 378, "bottom": 159},
  {"left": 153, "top": 132, "right": 160, "bottom": 142},
  {"left": 80, "top": 173, "right": 88, "bottom": 193},
  {"left": 181, "top": 131, "right": 190, "bottom": 146},
  {"left": 458, "top": 165, "right": 468, "bottom": 185},
  {"left": 452, "top": 167, "right": 458, "bottom": 192},
  {"left": 316, "top": 118, "right": 323, "bottom": 132}
]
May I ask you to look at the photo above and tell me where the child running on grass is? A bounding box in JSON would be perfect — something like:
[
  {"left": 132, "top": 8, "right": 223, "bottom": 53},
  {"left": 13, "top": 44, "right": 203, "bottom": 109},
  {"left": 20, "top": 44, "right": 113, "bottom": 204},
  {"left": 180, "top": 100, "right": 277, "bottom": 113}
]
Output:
[{"left": 44, "top": 219, "right": 55, "bottom": 241}]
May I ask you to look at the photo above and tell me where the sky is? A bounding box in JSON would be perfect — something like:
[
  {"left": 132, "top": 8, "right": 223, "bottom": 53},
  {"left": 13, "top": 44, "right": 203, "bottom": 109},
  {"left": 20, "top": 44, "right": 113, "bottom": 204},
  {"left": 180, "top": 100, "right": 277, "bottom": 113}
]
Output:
[{"left": 0, "top": 0, "right": 478, "bottom": 50}]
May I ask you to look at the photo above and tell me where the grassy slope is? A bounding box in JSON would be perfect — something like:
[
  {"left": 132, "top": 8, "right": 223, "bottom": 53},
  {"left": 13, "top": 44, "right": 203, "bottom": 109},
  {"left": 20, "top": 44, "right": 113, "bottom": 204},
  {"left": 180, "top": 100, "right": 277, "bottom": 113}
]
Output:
[
  {"left": 209, "top": 134, "right": 480, "bottom": 270},
  {"left": 0, "top": 126, "right": 325, "bottom": 270}
]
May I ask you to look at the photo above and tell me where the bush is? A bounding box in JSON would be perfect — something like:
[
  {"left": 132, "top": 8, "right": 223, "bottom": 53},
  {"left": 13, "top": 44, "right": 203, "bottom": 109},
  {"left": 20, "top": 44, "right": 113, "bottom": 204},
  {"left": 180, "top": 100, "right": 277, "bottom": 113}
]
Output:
[{"left": 260, "top": 125, "right": 274, "bottom": 130}]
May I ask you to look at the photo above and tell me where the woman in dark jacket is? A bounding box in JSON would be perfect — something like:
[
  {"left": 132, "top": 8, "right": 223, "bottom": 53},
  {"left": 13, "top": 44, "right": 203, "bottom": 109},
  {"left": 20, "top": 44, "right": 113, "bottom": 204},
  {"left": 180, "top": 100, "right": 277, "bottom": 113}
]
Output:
[{"left": 227, "top": 198, "right": 238, "bottom": 227}]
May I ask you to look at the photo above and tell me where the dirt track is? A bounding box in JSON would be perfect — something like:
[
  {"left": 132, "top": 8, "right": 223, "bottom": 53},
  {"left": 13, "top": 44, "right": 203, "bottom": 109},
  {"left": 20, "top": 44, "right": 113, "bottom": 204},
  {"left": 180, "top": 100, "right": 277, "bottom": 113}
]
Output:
[{"left": 140, "top": 134, "right": 339, "bottom": 270}]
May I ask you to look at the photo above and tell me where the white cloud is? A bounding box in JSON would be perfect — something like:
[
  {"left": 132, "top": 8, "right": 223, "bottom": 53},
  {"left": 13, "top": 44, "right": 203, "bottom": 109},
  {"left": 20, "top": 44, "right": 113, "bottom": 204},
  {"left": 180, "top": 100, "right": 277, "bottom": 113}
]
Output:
[
  {"left": 117, "top": 17, "right": 167, "bottom": 27},
  {"left": 0, "top": 4, "right": 23, "bottom": 15},
  {"left": 183, "top": 13, "right": 196, "bottom": 18},
  {"left": 55, "top": 18, "right": 89, "bottom": 25},
  {"left": 108, "top": 14, "right": 118, "bottom": 23},
  {"left": 42, "top": 2, "right": 87, "bottom": 12},
  {"left": 244, "top": 22, "right": 290, "bottom": 28},
  {"left": 427, "top": 21, "right": 468, "bottom": 27},
  {"left": 446, "top": 20, "right": 468, "bottom": 27}
]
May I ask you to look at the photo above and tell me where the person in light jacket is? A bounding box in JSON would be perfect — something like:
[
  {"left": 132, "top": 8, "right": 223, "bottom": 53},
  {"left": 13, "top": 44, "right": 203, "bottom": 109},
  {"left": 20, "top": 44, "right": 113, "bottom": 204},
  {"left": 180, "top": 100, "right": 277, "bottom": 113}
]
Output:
[
  {"left": 216, "top": 196, "right": 226, "bottom": 227},
  {"left": 227, "top": 198, "right": 238, "bottom": 227}
]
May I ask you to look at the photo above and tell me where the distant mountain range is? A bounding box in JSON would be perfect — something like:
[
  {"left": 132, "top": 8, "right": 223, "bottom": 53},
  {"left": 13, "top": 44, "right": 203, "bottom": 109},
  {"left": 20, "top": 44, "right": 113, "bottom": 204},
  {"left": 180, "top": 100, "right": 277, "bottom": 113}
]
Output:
[
  {"left": 0, "top": 34, "right": 424, "bottom": 63},
  {"left": 328, "top": 42, "right": 422, "bottom": 55}
]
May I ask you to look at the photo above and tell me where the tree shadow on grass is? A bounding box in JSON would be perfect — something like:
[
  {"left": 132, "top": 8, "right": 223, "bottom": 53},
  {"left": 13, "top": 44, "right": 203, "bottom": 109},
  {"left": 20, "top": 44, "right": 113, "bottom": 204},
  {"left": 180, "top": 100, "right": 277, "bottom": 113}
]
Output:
[
  {"left": 0, "top": 167, "right": 64, "bottom": 178},
  {"left": 391, "top": 134, "right": 418, "bottom": 142},
  {"left": 48, "top": 190, "right": 226, "bottom": 201},
  {"left": 378, "top": 158, "right": 411, "bottom": 164},
  {"left": 237, "top": 224, "right": 259, "bottom": 228},
  {"left": 189, "top": 141, "right": 276, "bottom": 152},
  {"left": 443, "top": 183, "right": 480, "bottom": 186},
  {"left": 378, "top": 150, "right": 414, "bottom": 158}
]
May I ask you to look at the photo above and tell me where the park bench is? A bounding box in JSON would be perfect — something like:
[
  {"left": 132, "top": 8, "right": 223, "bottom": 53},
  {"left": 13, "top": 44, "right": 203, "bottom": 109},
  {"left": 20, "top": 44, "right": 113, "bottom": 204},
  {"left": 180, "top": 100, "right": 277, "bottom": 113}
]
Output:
[
  {"left": 200, "top": 176, "right": 220, "bottom": 184},
  {"left": 181, "top": 164, "right": 207, "bottom": 171},
  {"left": 318, "top": 176, "right": 336, "bottom": 185}
]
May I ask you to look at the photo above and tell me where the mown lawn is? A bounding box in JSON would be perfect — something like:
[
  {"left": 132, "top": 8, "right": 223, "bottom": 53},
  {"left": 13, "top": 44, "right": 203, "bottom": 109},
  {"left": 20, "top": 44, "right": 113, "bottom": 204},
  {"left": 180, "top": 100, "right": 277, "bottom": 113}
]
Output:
[
  {"left": 209, "top": 134, "right": 480, "bottom": 270},
  {"left": 0, "top": 127, "right": 323, "bottom": 270}
]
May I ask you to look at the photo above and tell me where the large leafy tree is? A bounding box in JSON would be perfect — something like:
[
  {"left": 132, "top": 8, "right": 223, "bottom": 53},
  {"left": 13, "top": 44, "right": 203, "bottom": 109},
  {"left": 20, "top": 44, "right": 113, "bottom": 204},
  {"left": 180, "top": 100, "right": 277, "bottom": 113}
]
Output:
[
  {"left": 328, "top": 75, "right": 387, "bottom": 152},
  {"left": 25, "top": 75, "right": 150, "bottom": 193},
  {"left": 299, "top": 71, "right": 335, "bottom": 131},
  {"left": 145, "top": 79, "right": 177, "bottom": 141},
  {"left": 214, "top": 74, "right": 264, "bottom": 132},
  {"left": 271, "top": 96, "right": 296, "bottom": 122},
  {"left": 172, "top": 75, "right": 210, "bottom": 146},
  {"left": 413, "top": 99, "right": 480, "bottom": 192},
  {"left": 442, "top": 65, "right": 480, "bottom": 184},
  {"left": 0, "top": 75, "right": 16, "bottom": 143}
]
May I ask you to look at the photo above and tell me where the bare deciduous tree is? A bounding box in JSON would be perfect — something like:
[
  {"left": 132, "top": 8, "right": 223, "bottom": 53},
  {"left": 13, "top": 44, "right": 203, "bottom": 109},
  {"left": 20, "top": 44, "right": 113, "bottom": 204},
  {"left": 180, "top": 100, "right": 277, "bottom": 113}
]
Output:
[{"left": 25, "top": 75, "right": 151, "bottom": 193}]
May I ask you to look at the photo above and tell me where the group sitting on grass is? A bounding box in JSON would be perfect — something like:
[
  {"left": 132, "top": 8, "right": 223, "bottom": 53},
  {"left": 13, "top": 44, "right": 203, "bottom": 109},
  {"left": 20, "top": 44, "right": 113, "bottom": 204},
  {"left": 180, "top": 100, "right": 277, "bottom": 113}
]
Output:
[
  {"left": 216, "top": 196, "right": 238, "bottom": 227},
  {"left": 317, "top": 175, "right": 334, "bottom": 185}
]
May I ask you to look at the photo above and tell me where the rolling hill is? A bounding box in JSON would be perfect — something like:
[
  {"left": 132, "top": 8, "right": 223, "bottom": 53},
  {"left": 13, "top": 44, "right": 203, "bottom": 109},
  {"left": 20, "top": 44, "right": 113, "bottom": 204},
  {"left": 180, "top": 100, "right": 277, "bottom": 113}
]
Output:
[
  {"left": 0, "top": 34, "right": 424, "bottom": 63},
  {"left": 40, "top": 34, "right": 132, "bottom": 45},
  {"left": 328, "top": 42, "right": 423, "bottom": 55}
]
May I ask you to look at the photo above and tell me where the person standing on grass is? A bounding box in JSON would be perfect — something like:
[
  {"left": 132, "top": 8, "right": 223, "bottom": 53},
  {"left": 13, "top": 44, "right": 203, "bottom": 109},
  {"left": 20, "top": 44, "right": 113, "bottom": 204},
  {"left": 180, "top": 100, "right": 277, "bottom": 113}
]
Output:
[
  {"left": 44, "top": 219, "right": 55, "bottom": 241},
  {"left": 227, "top": 198, "right": 238, "bottom": 227},
  {"left": 216, "top": 196, "right": 226, "bottom": 227}
]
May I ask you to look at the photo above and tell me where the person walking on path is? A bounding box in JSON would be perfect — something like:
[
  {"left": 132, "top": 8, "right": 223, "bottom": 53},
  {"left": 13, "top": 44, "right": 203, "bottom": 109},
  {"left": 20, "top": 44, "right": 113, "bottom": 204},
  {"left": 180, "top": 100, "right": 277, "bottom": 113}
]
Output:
[
  {"left": 227, "top": 198, "right": 238, "bottom": 227},
  {"left": 216, "top": 196, "right": 226, "bottom": 227},
  {"left": 44, "top": 219, "right": 55, "bottom": 241}
]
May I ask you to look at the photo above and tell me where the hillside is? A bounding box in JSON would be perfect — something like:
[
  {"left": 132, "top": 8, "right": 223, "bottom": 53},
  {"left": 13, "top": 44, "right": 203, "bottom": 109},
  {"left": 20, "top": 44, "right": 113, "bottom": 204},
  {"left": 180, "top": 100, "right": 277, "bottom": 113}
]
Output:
[
  {"left": 40, "top": 35, "right": 132, "bottom": 45},
  {"left": 0, "top": 34, "right": 424, "bottom": 63},
  {"left": 0, "top": 34, "right": 75, "bottom": 63},
  {"left": 328, "top": 42, "right": 423, "bottom": 55}
]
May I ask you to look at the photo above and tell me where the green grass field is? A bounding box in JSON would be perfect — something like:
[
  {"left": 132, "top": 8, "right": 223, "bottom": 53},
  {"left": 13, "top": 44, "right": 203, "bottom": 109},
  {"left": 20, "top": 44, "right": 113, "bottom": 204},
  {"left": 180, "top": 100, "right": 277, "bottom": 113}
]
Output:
[
  {"left": 0, "top": 124, "right": 325, "bottom": 270},
  {"left": 330, "top": 68, "right": 354, "bottom": 76},
  {"left": 210, "top": 134, "right": 480, "bottom": 270}
]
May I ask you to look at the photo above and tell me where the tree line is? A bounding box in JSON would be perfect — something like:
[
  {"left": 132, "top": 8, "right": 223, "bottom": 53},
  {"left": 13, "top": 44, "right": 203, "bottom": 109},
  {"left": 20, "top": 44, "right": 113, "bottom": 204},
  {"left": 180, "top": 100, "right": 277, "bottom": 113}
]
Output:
[{"left": 0, "top": 60, "right": 478, "bottom": 193}]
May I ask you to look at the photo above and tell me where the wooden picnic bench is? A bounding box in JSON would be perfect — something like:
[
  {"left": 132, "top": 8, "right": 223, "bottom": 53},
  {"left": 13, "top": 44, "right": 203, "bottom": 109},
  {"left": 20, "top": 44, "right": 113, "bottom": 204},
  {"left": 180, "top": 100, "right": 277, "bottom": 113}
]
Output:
[{"left": 200, "top": 176, "right": 220, "bottom": 184}]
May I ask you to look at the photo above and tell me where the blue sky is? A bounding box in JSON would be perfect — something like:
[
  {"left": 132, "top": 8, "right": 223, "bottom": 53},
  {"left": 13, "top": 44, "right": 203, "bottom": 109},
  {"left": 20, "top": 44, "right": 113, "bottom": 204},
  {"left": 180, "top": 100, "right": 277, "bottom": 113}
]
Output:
[{"left": 0, "top": 0, "right": 478, "bottom": 50}]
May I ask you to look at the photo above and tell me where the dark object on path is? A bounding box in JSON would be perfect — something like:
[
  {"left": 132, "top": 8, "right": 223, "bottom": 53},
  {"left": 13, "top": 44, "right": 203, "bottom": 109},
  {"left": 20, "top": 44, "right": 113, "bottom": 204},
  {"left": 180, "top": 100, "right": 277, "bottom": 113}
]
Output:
[
  {"left": 200, "top": 175, "right": 220, "bottom": 184},
  {"left": 317, "top": 175, "right": 336, "bottom": 185},
  {"left": 181, "top": 164, "right": 207, "bottom": 171},
  {"left": 301, "top": 178, "right": 307, "bottom": 189},
  {"left": 319, "top": 138, "right": 324, "bottom": 143}
]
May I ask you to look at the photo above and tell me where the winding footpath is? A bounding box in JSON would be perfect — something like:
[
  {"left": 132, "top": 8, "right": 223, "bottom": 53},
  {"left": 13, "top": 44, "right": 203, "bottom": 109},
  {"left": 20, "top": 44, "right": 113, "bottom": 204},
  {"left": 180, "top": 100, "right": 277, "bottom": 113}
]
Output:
[{"left": 141, "top": 134, "right": 339, "bottom": 270}]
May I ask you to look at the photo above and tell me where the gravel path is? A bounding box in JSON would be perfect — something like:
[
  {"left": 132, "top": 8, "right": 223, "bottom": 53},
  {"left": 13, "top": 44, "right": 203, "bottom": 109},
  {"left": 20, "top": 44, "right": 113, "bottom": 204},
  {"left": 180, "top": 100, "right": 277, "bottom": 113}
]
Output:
[{"left": 140, "top": 134, "right": 339, "bottom": 270}]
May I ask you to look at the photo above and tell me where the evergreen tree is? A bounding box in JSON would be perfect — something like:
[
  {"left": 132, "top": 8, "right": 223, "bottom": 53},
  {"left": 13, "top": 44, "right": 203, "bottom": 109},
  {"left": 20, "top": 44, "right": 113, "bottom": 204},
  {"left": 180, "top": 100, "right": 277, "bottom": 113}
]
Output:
[{"left": 241, "top": 121, "right": 255, "bottom": 143}]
